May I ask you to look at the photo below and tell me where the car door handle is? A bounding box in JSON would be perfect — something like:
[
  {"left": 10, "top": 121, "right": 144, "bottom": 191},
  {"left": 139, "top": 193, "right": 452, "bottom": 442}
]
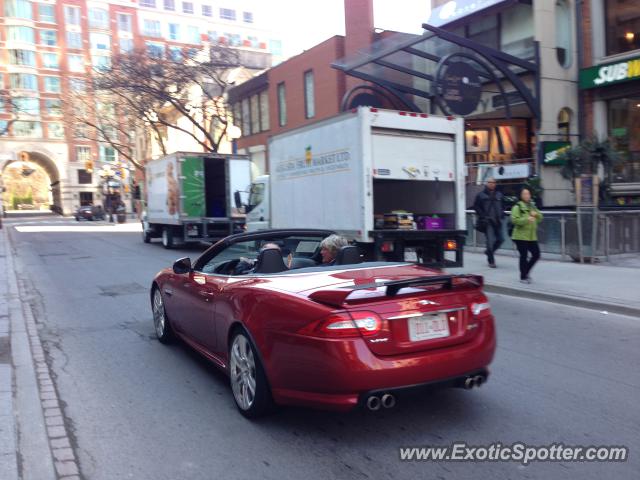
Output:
[{"left": 198, "top": 290, "right": 216, "bottom": 300}]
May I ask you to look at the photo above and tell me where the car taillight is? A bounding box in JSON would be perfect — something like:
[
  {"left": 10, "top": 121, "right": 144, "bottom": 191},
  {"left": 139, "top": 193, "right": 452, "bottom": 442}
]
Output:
[
  {"left": 471, "top": 301, "right": 491, "bottom": 316},
  {"left": 298, "top": 311, "right": 382, "bottom": 338}
]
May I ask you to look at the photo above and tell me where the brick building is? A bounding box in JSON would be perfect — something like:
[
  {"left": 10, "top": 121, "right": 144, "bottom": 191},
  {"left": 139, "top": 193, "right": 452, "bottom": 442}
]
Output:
[{"left": 0, "top": 0, "right": 280, "bottom": 214}]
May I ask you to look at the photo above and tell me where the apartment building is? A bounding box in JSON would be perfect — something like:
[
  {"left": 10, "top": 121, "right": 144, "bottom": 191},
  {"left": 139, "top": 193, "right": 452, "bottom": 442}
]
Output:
[{"left": 0, "top": 0, "right": 281, "bottom": 214}]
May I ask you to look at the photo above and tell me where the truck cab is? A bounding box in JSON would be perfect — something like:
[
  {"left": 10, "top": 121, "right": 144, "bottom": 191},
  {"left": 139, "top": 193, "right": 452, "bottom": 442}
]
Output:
[{"left": 246, "top": 175, "right": 270, "bottom": 232}]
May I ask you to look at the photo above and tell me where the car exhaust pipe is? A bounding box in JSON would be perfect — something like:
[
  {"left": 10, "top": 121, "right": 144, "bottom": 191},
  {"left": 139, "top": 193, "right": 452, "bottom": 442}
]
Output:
[
  {"left": 366, "top": 395, "right": 381, "bottom": 411},
  {"left": 381, "top": 393, "right": 396, "bottom": 409},
  {"left": 474, "top": 375, "right": 486, "bottom": 387},
  {"left": 463, "top": 377, "right": 476, "bottom": 389}
]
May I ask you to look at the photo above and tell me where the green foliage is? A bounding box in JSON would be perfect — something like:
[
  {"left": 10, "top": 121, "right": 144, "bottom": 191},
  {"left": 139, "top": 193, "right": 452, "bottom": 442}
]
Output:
[{"left": 558, "top": 137, "right": 621, "bottom": 182}]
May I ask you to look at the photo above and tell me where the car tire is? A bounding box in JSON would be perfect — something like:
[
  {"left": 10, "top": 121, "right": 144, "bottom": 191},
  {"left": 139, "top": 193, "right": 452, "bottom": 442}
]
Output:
[
  {"left": 142, "top": 224, "right": 151, "bottom": 243},
  {"left": 229, "top": 330, "right": 273, "bottom": 419},
  {"left": 152, "top": 288, "right": 174, "bottom": 344},
  {"left": 161, "top": 227, "right": 174, "bottom": 249}
]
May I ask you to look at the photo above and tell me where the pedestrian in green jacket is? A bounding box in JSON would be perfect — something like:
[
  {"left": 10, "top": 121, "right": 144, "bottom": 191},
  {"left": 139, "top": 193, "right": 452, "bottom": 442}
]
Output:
[{"left": 511, "top": 188, "right": 543, "bottom": 283}]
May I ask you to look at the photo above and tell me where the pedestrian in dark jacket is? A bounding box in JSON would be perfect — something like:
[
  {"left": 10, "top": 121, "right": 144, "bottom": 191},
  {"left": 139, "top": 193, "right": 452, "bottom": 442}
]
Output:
[
  {"left": 511, "top": 187, "right": 543, "bottom": 283},
  {"left": 473, "top": 177, "right": 505, "bottom": 267}
]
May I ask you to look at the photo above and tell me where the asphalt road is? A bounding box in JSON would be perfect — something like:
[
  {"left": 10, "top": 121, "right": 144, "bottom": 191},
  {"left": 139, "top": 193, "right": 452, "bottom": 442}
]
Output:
[{"left": 5, "top": 216, "right": 640, "bottom": 480}]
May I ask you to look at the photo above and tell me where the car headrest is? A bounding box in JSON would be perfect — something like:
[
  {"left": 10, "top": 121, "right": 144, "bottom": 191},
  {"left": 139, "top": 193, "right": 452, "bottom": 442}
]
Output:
[
  {"left": 334, "top": 245, "right": 362, "bottom": 265},
  {"left": 253, "top": 248, "right": 288, "bottom": 274}
]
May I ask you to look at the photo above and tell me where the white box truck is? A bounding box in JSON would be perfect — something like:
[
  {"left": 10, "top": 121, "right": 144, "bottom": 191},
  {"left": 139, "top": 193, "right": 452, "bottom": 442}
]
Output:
[
  {"left": 142, "top": 152, "right": 251, "bottom": 248},
  {"left": 244, "top": 107, "right": 467, "bottom": 267}
]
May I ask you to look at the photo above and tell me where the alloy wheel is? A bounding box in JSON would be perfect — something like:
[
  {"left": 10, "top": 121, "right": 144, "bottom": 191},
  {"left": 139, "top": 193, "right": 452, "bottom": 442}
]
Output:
[
  {"left": 153, "top": 290, "right": 166, "bottom": 338},
  {"left": 230, "top": 334, "right": 257, "bottom": 411}
]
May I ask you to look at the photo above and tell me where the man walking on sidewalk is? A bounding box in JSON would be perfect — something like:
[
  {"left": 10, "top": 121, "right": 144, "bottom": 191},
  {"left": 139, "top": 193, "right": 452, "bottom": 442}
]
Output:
[{"left": 474, "top": 177, "right": 505, "bottom": 268}]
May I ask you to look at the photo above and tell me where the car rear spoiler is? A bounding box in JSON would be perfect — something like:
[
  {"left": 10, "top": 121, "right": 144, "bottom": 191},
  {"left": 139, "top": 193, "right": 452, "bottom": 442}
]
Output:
[{"left": 309, "top": 274, "right": 483, "bottom": 308}]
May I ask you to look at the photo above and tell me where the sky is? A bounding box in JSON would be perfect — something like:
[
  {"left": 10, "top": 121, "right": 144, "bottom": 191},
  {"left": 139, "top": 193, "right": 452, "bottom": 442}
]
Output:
[{"left": 263, "top": 0, "right": 432, "bottom": 58}]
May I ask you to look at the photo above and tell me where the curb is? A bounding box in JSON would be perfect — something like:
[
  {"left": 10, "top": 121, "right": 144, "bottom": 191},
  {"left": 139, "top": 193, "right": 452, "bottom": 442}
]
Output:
[
  {"left": 4, "top": 226, "right": 82, "bottom": 479},
  {"left": 483, "top": 283, "right": 640, "bottom": 318}
]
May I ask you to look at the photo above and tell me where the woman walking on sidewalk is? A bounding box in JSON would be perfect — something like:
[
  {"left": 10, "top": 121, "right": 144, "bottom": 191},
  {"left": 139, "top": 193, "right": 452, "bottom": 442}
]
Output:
[{"left": 511, "top": 188, "right": 543, "bottom": 284}]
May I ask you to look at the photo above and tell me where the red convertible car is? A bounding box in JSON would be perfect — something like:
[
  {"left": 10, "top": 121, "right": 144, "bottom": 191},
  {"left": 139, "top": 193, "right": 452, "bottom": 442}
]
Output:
[{"left": 151, "top": 230, "right": 496, "bottom": 418}]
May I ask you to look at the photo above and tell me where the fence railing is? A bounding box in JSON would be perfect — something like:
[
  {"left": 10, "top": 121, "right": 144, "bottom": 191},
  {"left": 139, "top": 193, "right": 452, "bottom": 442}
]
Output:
[{"left": 465, "top": 210, "right": 640, "bottom": 261}]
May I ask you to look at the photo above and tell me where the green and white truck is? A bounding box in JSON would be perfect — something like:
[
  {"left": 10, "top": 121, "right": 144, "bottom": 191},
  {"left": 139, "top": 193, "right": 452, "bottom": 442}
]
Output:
[{"left": 142, "top": 152, "right": 252, "bottom": 248}]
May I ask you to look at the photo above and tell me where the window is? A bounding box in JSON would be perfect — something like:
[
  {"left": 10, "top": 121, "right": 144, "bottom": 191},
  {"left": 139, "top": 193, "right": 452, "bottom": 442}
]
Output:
[
  {"left": 555, "top": 0, "right": 572, "bottom": 67},
  {"left": 250, "top": 95, "right": 260, "bottom": 134},
  {"left": 606, "top": 0, "right": 640, "bottom": 56},
  {"left": 9, "top": 50, "right": 36, "bottom": 67},
  {"left": 241, "top": 98, "right": 250, "bottom": 137},
  {"left": 70, "top": 78, "right": 86, "bottom": 92},
  {"left": 90, "top": 33, "right": 111, "bottom": 50},
  {"left": 7, "top": 26, "right": 35, "bottom": 43},
  {"left": 6, "top": 0, "right": 33, "bottom": 20},
  {"left": 609, "top": 97, "right": 640, "bottom": 183},
  {"left": 169, "top": 23, "right": 180, "bottom": 41},
  {"left": 232, "top": 103, "right": 241, "bottom": 131},
  {"left": 182, "top": 2, "right": 194, "bottom": 14},
  {"left": 248, "top": 36, "right": 259, "bottom": 48},
  {"left": 40, "top": 29, "right": 57, "bottom": 46},
  {"left": 501, "top": 3, "right": 534, "bottom": 59},
  {"left": 66, "top": 31, "right": 83, "bottom": 49},
  {"left": 39, "top": 4, "right": 56, "bottom": 23},
  {"left": 243, "top": 11, "right": 253, "bottom": 23},
  {"left": 78, "top": 169, "right": 93, "bottom": 184},
  {"left": 202, "top": 5, "right": 212, "bottom": 17},
  {"left": 208, "top": 31, "right": 218, "bottom": 43},
  {"left": 117, "top": 14, "right": 132, "bottom": 33},
  {"left": 304, "top": 71, "right": 315, "bottom": 119},
  {"left": 92, "top": 55, "right": 111, "bottom": 71},
  {"left": 187, "top": 26, "right": 200, "bottom": 44},
  {"left": 89, "top": 8, "right": 109, "bottom": 29},
  {"left": 14, "top": 97, "right": 40, "bottom": 115},
  {"left": 45, "top": 99, "right": 63, "bottom": 116},
  {"left": 220, "top": 8, "right": 236, "bottom": 20},
  {"left": 76, "top": 146, "right": 92, "bottom": 163},
  {"left": 146, "top": 42, "right": 164, "bottom": 58},
  {"left": 269, "top": 39, "right": 282, "bottom": 56},
  {"left": 119, "top": 38, "right": 134, "bottom": 53},
  {"left": 13, "top": 121, "right": 42, "bottom": 138},
  {"left": 140, "top": 0, "right": 157, "bottom": 7},
  {"left": 557, "top": 108, "right": 572, "bottom": 141},
  {"left": 74, "top": 124, "right": 88, "bottom": 139},
  {"left": 227, "top": 33, "right": 241, "bottom": 46},
  {"left": 42, "top": 52, "right": 59, "bottom": 69},
  {"left": 164, "top": 0, "right": 175, "bottom": 11},
  {"left": 64, "top": 6, "right": 81, "bottom": 26},
  {"left": 67, "top": 54, "right": 84, "bottom": 72},
  {"left": 277, "top": 82, "right": 287, "bottom": 127},
  {"left": 48, "top": 122, "right": 65, "bottom": 139},
  {"left": 169, "top": 46, "right": 182, "bottom": 61},
  {"left": 259, "top": 92, "right": 269, "bottom": 131},
  {"left": 99, "top": 145, "right": 116, "bottom": 163},
  {"left": 468, "top": 14, "right": 499, "bottom": 50},
  {"left": 43, "top": 76, "right": 61, "bottom": 93},
  {"left": 10, "top": 73, "right": 37, "bottom": 90},
  {"left": 143, "top": 20, "right": 161, "bottom": 37}
]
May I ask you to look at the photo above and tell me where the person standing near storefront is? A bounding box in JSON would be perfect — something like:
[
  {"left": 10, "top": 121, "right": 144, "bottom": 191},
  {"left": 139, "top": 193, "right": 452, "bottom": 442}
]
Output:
[
  {"left": 473, "top": 178, "right": 505, "bottom": 268},
  {"left": 511, "top": 187, "right": 543, "bottom": 284}
]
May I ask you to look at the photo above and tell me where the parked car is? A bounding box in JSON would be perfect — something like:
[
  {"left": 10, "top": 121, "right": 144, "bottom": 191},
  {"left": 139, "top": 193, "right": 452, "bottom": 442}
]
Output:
[
  {"left": 74, "top": 205, "right": 105, "bottom": 221},
  {"left": 150, "top": 229, "right": 496, "bottom": 418}
]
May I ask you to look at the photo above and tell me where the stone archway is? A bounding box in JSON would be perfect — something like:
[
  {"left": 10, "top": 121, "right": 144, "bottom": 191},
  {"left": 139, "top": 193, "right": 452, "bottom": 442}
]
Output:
[{"left": 1, "top": 150, "right": 62, "bottom": 214}]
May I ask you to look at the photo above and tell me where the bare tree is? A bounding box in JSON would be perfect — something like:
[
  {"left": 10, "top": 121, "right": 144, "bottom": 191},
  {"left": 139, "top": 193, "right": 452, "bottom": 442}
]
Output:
[
  {"left": 89, "top": 45, "right": 240, "bottom": 158},
  {"left": 0, "top": 88, "right": 27, "bottom": 137}
]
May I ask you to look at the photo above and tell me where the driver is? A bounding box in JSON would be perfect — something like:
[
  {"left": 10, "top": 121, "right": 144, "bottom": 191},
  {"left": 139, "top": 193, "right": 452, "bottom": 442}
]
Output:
[{"left": 233, "top": 242, "right": 284, "bottom": 275}]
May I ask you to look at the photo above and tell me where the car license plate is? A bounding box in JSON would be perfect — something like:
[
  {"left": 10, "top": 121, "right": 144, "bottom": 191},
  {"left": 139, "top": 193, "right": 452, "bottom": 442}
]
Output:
[{"left": 408, "top": 314, "right": 450, "bottom": 342}]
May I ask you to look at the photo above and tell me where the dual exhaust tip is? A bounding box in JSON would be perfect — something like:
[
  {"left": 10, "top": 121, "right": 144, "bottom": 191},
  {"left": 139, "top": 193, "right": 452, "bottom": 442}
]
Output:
[
  {"left": 366, "top": 393, "right": 396, "bottom": 411},
  {"left": 463, "top": 374, "right": 486, "bottom": 389}
]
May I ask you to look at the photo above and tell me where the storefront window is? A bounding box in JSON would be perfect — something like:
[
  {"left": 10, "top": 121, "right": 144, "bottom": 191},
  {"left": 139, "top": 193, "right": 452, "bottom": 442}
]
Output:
[
  {"left": 609, "top": 97, "right": 640, "bottom": 182},
  {"left": 606, "top": 0, "right": 640, "bottom": 56}
]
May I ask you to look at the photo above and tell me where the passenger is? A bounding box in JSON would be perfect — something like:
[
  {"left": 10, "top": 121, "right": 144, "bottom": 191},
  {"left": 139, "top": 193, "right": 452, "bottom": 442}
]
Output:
[{"left": 319, "top": 234, "right": 349, "bottom": 266}]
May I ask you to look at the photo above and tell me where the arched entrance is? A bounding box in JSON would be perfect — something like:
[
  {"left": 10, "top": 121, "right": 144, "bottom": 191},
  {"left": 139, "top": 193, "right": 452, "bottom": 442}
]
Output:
[{"left": 1, "top": 151, "right": 62, "bottom": 214}]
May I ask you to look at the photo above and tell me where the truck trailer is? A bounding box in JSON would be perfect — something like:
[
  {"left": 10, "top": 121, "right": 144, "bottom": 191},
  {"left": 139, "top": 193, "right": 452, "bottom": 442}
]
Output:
[
  {"left": 245, "top": 107, "right": 467, "bottom": 267},
  {"left": 142, "top": 152, "right": 251, "bottom": 248}
]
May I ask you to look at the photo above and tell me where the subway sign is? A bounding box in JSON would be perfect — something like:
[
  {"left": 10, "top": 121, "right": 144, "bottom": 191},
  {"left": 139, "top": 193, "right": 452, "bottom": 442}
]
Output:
[{"left": 579, "top": 55, "right": 640, "bottom": 89}]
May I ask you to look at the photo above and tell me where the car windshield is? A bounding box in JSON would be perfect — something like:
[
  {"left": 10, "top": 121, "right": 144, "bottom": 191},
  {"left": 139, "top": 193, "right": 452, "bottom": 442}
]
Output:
[{"left": 198, "top": 234, "right": 326, "bottom": 275}]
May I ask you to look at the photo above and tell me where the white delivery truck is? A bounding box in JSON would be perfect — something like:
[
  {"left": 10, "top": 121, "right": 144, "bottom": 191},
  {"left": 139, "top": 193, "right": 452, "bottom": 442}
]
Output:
[
  {"left": 243, "top": 107, "right": 467, "bottom": 267},
  {"left": 143, "top": 151, "right": 251, "bottom": 248}
]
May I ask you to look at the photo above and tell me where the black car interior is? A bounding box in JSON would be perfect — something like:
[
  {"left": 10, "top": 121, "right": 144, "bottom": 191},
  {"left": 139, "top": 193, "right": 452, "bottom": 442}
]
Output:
[
  {"left": 253, "top": 248, "right": 289, "bottom": 274},
  {"left": 334, "top": 246, "right": 362, "bottom": 265}
]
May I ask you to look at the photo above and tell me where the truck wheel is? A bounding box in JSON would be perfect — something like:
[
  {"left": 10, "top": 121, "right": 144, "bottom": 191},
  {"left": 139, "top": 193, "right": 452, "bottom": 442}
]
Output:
[
  {"left": 142, "top": 223, "right": 151, "bottom": 243},
  {"left": 162, "top": 227, "right": 174, "bottom": 249}
]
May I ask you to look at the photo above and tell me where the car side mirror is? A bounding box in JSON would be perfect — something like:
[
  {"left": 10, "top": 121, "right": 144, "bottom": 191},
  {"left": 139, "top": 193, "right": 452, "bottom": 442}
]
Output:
[
  {"left": 172, "top": 257, "right": 191, "bottom": 274},
  {"left": 234, "top": 190, "right": 243, "bottom": 209}
]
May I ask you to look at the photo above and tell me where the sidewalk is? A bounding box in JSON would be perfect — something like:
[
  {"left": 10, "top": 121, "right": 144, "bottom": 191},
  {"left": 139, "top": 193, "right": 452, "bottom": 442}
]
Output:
[{"left": 449, "top": 251, "right": 640, "bottom": 317}]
